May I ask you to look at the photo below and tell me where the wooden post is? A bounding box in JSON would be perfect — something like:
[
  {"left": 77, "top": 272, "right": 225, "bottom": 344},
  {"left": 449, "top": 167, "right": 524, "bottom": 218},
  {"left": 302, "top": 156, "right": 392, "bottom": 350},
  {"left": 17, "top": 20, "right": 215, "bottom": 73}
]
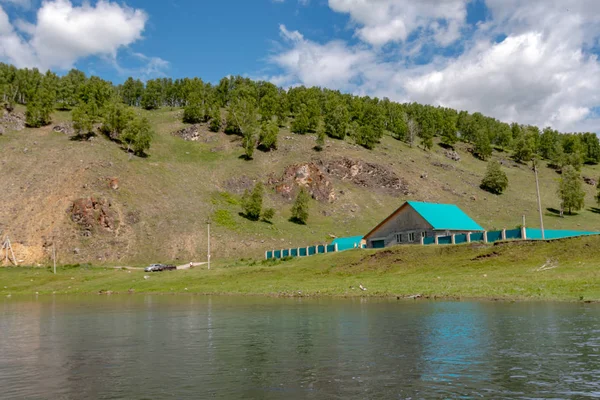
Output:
[{"left": 466, "top": 232, "right": 471, "bottom": 243}]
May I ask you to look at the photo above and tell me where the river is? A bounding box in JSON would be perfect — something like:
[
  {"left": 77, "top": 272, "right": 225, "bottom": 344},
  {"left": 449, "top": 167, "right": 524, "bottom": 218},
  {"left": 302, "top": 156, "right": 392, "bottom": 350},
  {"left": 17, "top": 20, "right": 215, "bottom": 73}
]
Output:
[{"left": 1, "top": 296, "right": 599, "bottom": 399}]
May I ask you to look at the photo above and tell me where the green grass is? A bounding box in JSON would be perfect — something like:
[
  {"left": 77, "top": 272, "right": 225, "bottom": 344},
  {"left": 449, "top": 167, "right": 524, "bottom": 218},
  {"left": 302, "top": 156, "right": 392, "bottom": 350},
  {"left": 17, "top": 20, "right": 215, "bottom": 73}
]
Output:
[
  {"left": 3, "top": 106, "right": 600, "bottom": 266},
  {"left": 3, "top": 236, "right": 600, "bottom": 302}
]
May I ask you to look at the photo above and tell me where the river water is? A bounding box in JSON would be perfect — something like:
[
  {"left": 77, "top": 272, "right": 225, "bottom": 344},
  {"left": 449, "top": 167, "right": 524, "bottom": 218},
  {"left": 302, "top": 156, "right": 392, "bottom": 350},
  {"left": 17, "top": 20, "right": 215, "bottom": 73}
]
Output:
[{"left": 1, "top": 296, "right": 599, "bottom": 399}]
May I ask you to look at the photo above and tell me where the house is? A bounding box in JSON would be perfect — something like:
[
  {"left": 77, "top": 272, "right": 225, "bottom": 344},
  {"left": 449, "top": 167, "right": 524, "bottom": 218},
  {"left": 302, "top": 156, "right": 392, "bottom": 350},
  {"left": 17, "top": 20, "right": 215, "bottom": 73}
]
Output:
[{"left": 363, "top": 201, "right": 485, "bottom": 248}]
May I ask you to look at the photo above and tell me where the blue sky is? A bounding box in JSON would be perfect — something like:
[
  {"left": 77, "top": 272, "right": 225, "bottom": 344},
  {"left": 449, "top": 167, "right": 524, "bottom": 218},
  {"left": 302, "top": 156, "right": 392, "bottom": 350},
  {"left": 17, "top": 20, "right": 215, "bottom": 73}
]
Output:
[{"left": 1, "top": 0, "right": 600, "bottom": 133}]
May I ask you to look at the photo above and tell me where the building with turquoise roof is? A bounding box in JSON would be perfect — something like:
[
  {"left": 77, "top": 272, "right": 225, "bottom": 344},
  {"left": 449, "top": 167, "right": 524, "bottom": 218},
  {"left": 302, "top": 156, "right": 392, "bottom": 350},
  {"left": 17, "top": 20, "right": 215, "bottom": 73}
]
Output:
[{"left": 363, "top": 201, "right": 485, "bottom": 249}]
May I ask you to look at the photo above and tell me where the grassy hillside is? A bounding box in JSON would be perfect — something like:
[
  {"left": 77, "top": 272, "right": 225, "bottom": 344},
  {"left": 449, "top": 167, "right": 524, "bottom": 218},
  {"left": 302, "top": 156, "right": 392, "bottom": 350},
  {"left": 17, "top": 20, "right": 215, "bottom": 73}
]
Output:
[
  {"left": 2, "top": 236, "right": 599, "bottom": 301},
  {"left": 2, "top": 106, "right": 600, "bottom": 265}
]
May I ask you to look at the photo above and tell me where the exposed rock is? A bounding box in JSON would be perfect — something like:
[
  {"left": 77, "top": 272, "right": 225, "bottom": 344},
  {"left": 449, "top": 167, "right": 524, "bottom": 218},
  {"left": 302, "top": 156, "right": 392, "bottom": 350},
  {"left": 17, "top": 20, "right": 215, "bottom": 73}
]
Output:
[
  {"left": 444, "top": 150, "right": 461, "bottom": 162},
  {"left": 69, "top": 197, "right": 118, "bottom": 236},
  {"left": 0, "top": 110, "right": 25, "bottom": 131},
  {"left": 269, "top": 163, "right": 335, "bottom": 202},
  {"left": 173, "top": 125, "right": 201, "bottom": 141},
  {"left": 318, "top": 157, "right": 410, "bottom": 195},
  {"left": 583, "top": 176, "right": 597, "bottom": 186},
  {"left": 52, "top": 122, "right": 74, "bottom": 136},
  {"left": 107, "top": 177, "right": 119, "bottom": 190}
]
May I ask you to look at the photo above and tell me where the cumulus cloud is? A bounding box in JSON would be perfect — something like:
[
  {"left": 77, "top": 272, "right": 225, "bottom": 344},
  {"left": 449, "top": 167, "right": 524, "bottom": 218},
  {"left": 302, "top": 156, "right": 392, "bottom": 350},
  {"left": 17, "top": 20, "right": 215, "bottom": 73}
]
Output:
[
  {"left": 0, "top": 0, "right": 153, "bottom": 72},
  {"left": 269, "top": 0, "right": 600, "bottom": 132},
  {"left": 329, "top": 0, "right": 469, "bottom": 47}
]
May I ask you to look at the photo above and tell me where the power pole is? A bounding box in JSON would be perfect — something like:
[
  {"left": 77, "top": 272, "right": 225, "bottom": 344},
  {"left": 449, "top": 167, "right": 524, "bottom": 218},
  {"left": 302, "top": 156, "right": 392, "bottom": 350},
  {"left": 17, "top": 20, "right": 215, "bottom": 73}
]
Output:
[
  {"left": 52, "top": 235, "right": 57, "bottom": 274},
  {"left": 533, "top": 160, "right": 545, "bottom": 240},
  {"left": 207, "top": 219, "right": 211, "bottom": 270}
]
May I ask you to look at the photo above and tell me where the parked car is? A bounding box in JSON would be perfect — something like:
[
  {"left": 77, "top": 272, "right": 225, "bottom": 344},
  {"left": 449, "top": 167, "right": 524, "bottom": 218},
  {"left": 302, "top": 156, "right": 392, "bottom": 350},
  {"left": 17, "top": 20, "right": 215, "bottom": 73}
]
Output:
[
  {"left": 144, "top": 263, "right": 177, "bottom": 272},
  {"left": 144, "top": 263, "right": 165, "bottom": 272}
]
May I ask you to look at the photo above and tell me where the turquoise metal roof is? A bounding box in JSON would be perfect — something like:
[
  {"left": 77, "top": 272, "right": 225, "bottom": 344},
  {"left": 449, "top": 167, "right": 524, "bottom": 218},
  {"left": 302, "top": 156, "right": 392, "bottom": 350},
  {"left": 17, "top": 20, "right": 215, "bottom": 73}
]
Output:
[
  {"left": 407, "top": 201, "right": 484, "bottom": 231},
  {"left": 331, "top": 236, "right": 364, "bottom": 251}
]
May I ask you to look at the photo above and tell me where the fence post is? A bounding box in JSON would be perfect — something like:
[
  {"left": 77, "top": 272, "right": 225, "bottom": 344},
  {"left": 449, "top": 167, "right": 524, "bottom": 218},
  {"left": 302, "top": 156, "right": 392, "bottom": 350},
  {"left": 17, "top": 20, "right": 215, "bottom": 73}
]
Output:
[
  {"left": 501, "top": 229, "right": 507, "bottom": 241},
  {"left": 420, "top": 236, "right": 424, "bottom": 245},
  {"left": 334, "top": 243, "right": 339, "bottom": 252},
  {"left": 324, "top": 245, "right": 328, "bottom": 254},
  {"left": 483, "top": 231, "right": 488, "bottom": 244},
  {"left": 521, "top": 226, "right": 527, "bottom": 240},
  {"left": 265, "top": 251, "right": 268, "bottom": 260},
  {"left": 434, "top": 235, "right": 439, "bottom": 245},
  {"left": 451, "top": 234, "right": 456, "bottom": 245},
  {"left": 466, "top": 232, "right": 471, "bottom": 243},
  {"left": 306, "top": 246, "right": 310, "bottom": 256}
]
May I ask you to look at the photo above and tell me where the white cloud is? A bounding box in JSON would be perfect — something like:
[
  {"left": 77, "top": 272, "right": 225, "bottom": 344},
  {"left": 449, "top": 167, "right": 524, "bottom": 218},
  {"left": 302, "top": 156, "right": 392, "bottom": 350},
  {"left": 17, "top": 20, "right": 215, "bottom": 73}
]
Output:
[
  {"left": 0, "top": 0, "right": 150, "bottom": 71},
  {"left": 268, "top": 0, "right": 600, "bottom": 132},
  {"left": 329, "top": 0, "right": 469, "bottom": 46}
]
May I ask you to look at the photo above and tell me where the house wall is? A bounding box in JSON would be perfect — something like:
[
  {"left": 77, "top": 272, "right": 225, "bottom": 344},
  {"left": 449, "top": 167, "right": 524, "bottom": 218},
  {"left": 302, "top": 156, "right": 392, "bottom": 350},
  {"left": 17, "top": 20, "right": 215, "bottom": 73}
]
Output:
[
  {"left": 366, "top": 206, "right": 433, "bottom": 248},
  {"left": 365, "top": 205, "right": 483, "bottom": 248}
]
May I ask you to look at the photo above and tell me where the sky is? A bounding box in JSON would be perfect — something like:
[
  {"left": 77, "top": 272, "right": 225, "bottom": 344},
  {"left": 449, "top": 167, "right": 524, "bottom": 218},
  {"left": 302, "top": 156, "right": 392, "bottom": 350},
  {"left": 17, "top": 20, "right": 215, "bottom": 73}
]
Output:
[{"left": 1, "top": 0, "right": 600, "bottom": 133}]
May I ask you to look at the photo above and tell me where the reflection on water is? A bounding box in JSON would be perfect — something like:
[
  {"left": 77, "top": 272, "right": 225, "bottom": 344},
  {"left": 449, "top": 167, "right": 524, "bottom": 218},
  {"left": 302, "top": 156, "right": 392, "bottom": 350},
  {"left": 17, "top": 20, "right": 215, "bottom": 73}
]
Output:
[{"left": 1, "top": 296, "right": 599, "bottom": 399}]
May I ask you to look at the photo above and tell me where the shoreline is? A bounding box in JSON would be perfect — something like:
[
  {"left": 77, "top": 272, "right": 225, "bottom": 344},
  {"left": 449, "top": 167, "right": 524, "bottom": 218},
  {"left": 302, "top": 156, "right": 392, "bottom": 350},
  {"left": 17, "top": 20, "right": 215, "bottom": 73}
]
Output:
[{"left": 2, "top": 236, "right": 600, "bottom": 303}]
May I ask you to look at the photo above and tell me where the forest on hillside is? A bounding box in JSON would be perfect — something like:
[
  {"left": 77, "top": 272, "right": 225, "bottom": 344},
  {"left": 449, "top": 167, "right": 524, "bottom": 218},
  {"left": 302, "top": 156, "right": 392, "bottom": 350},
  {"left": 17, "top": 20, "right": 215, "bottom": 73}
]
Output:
[{"left": 1, "top": 62, "right": 599, "bottom": 169}]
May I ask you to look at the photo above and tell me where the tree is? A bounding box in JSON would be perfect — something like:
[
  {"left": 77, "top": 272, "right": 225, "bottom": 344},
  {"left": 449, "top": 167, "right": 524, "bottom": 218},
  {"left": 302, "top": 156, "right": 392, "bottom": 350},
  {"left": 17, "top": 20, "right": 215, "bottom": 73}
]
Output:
[
  {"left": 291, "top": 104, "right": 310, "bottom": 134},
  {"left": 354, "top": 125, "right": 377, "bottom": 150},
  {"left": 473, "top": 129, "right": 492, "bottom": 160},
  {"left": 72, "top": 100, "right": 99, "bottom": 135},
  {"left": 324, "top": 103, "right": 349, "bottom": 139},
  {"left": 208, "top": 105, "right": 221, "bottom": 132},
  {"left": 513, "top": 137, "right": 533, "bottom": 163},
  {"left": 262, "top": 208, "right": 275, "bottom": 222},
  {"left": 258, "top": 120, "right": 278, "bottom": 151},
  {"left": 101, "top": 98, "right": 135, "bottom": 140},
  {"left": 315, "top": 121, "right": 325, "bottom": 151},
  {"left": 242, "top": 182, "right": 264, "bottom": 221},
  {"left": 227, "top": 96, "right": 259, "bottom": 159},
  {"left": 121, "top": 115, "right": 154, "bottom": 156},
  {"left": 558, "top": 165, "right": 585, "bottom": 215},
  {"left": 480, "top": 160, "right": 508, "bottom": 195},
  {"left": 290, "top": 188, "right": 310, "bottom": 224},
  {"left": 183, "top": 92, "right": 204, "bottom": 123}
]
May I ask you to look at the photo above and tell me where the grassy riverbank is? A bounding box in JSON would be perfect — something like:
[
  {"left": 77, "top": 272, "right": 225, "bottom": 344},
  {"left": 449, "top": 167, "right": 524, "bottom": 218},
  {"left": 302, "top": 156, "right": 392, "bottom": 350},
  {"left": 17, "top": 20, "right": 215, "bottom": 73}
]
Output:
[{"left": 2, "top": 236, "right": 600, "bottom": 301}]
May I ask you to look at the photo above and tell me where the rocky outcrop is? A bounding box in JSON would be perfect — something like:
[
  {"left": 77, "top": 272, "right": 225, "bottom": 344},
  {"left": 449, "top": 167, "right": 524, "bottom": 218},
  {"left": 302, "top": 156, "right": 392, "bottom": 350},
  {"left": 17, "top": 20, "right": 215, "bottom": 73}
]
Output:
[
  {"left": 173, "top": 125, "right": 201, "bottom": 141},
  {"left": 445, "top": 150, "right": 461, "bottom": 161},
  {"left": 69, "top": 197, "right": 118, "bottom": 236},
  {"left": 583, "top": 176, "right": 597, "bottom": 186},
  {"left": 53, "top": 122, "right": 74, "bottom": 136},
  {"left": 270, "top": 163, "right": 335, "bottom": 202},
  {"left": 0, "top": 109, "right": 25, "bottom": 131},
  {"left": 318, "top": 157, "right": 410, "bottom": 195}
]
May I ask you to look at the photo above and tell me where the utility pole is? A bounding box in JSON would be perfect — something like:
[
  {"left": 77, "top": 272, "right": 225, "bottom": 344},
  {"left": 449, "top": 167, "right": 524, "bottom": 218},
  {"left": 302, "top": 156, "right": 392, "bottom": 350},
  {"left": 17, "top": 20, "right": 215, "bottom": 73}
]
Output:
[
  {"left": 207, "top": 218, "right": 211, "bottom": 270},
  {"left": 52, "top": 235, "right": 57, "bottom": 274},
  {"left": 533, "top": 160, "right": 545, "bottom": 240}
]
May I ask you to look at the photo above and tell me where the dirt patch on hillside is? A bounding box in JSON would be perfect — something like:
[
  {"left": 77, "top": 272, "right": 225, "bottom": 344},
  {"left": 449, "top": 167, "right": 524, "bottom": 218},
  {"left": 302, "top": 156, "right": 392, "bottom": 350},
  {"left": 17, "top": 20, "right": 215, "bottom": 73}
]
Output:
[
  {"left": 69, "top": 197, "right": 119, "bottom": 236},
  {"left": 224, "top": 175, "right": 256, "bottom": 195},
  {"left": 317, "top": 157, "right": 410, "bottom": 195},
  {"left": 0, "top": 109, "right": 25, "bottom": 131},
  {"left": 269, "top": 163, "right": 335, "bottom": 202}
]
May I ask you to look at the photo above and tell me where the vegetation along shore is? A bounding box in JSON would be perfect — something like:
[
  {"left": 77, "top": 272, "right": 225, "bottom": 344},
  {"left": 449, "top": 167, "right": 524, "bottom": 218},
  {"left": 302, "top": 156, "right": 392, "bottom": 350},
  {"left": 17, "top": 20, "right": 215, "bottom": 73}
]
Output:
[{"left": 2, "top": 236, "right": 599, "bottom": 302}]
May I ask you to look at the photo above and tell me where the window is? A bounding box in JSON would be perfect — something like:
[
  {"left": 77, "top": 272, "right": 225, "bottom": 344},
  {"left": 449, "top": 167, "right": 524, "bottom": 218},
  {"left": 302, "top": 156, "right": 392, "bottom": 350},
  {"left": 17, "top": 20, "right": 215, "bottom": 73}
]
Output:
[
  {"left": 396, "top": 234, "right": 403, "bottom": 243},
  {"left": 408, "top": 232, "right": 416, "bottom": 242}
]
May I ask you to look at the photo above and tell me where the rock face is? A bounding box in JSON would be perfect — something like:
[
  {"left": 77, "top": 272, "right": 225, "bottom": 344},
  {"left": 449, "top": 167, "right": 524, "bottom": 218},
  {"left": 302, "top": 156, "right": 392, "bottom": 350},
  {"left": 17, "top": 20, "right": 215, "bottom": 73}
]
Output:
[
  {"left": 270, "top": 163, "right": 335, "bottom": 202},
  {"left": 583, "top": 176, "right": 597, "bottom": 186},
  {"left": 318, "top": 157, "right": 410, "bottom": 195},
  {"left": 0, "top": 109, "right": 25, "bottom": 131},
  {"left": 173, "top": 125, "right": 201, "bottom": 141},
  {"left": 53, "top": 122, "right": 74, "bottom": 136},
  {"left": 69, "top": 197, "right": 118, "bottom": 236},
  {"left": 445, "top": 150, "right": 461, "bottom": 162}
]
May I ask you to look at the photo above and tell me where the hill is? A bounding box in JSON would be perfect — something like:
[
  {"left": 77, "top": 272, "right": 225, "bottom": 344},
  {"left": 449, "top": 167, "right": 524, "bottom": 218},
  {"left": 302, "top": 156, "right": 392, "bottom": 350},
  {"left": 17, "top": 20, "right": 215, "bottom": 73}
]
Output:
[{"left": 2, "top": 104, "right": 600, "bottom": 266}]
